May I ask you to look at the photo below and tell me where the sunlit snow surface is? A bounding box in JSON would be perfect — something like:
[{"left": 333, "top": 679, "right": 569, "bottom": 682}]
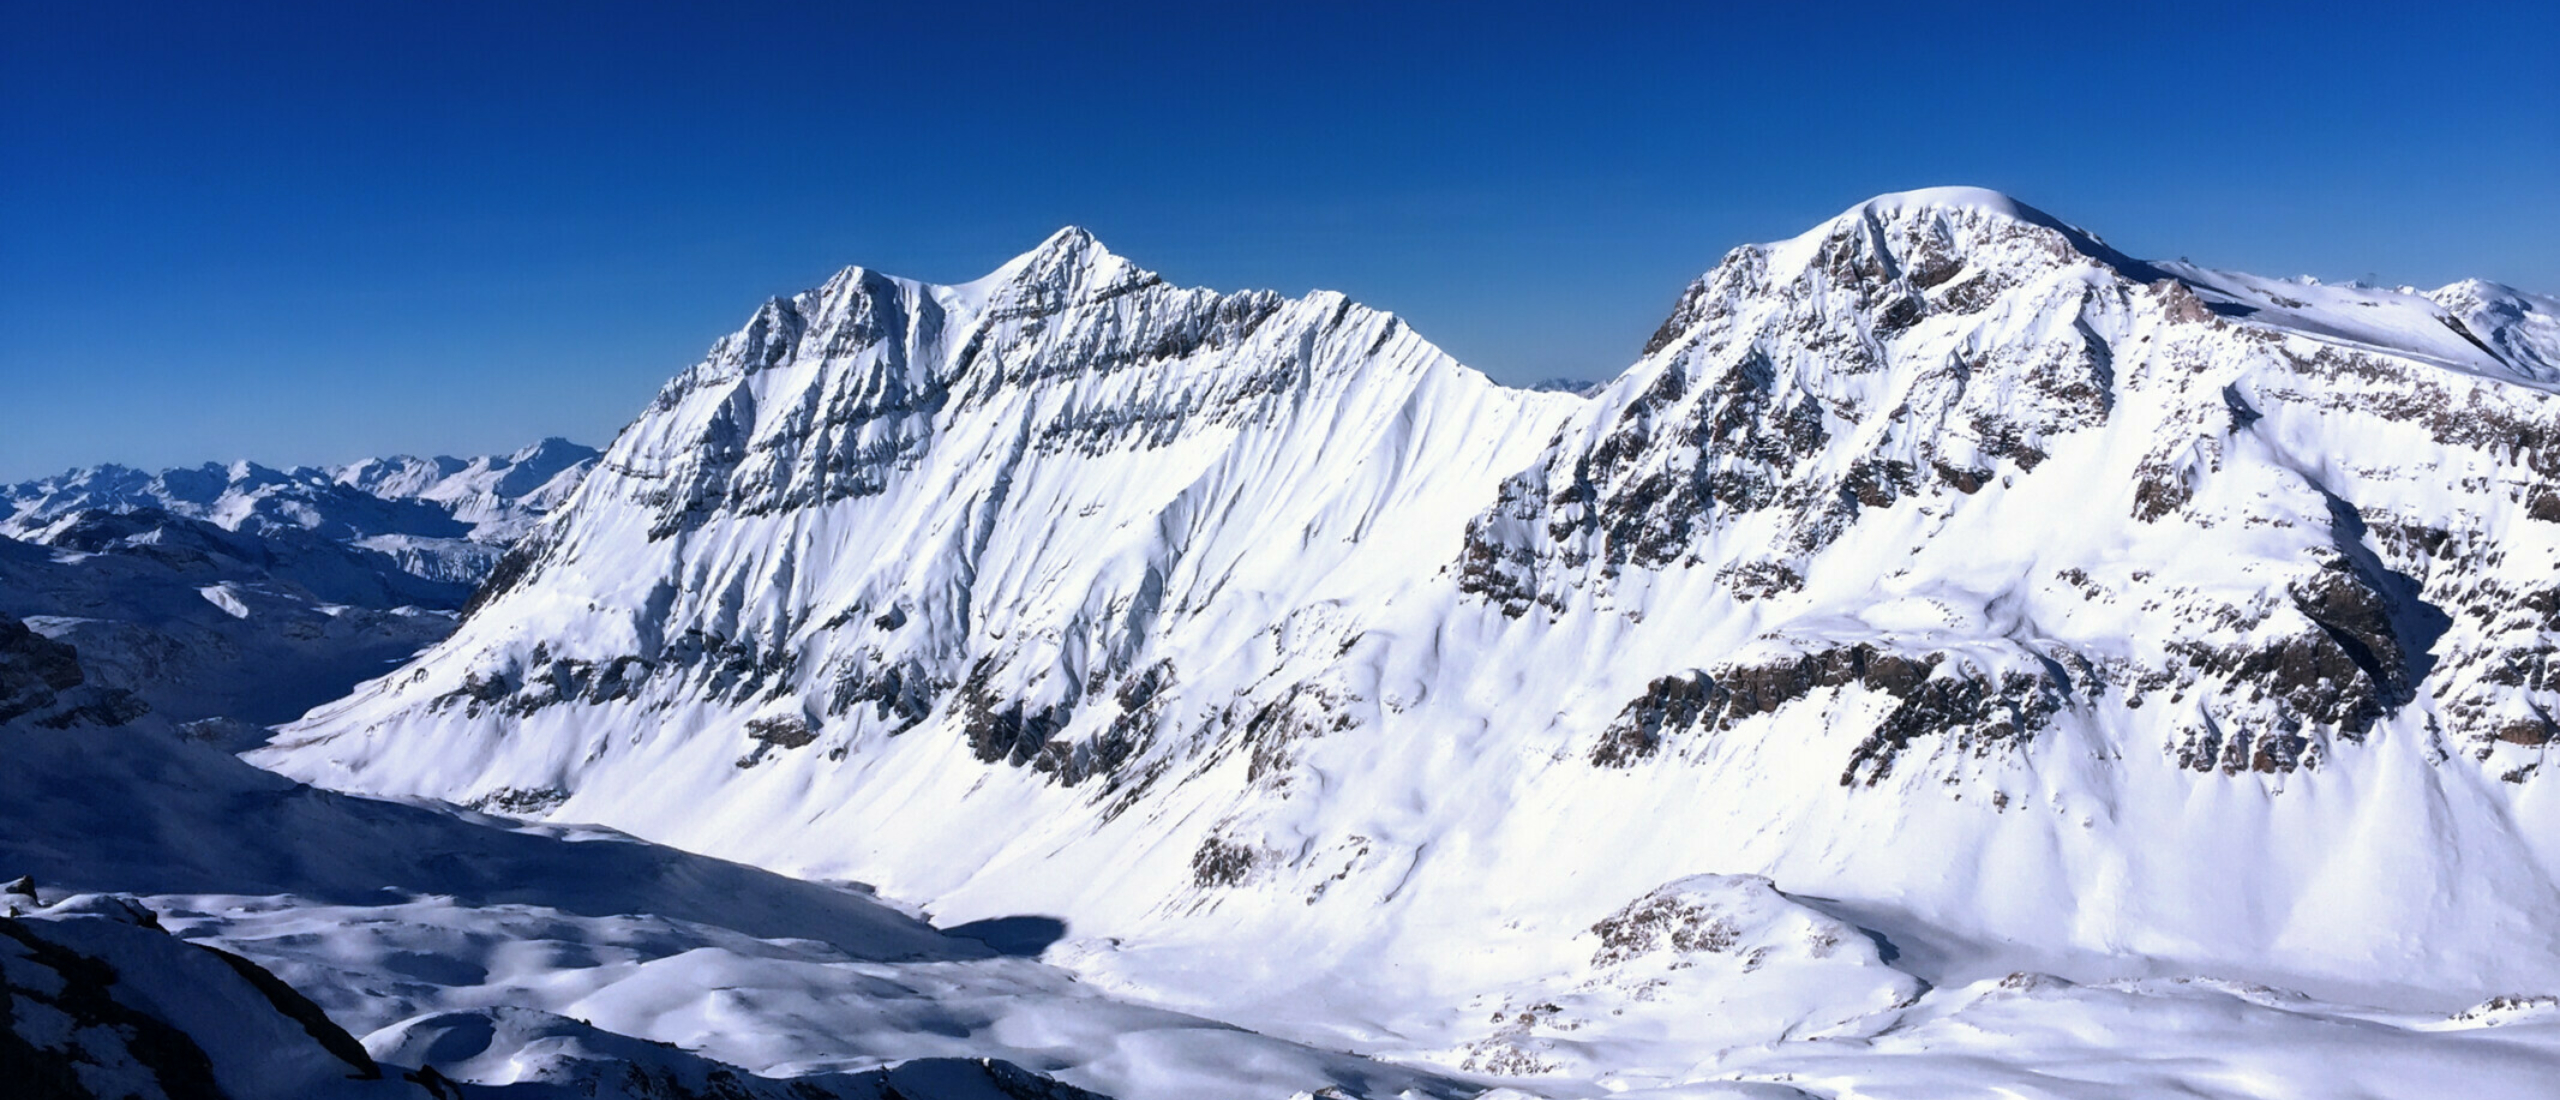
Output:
[
  {"left": 0, "top": 722, "right": 1464, "bottom": 1099},
  {"left": 223, "top": 189, "right": 2560, "bottom": 1096}
]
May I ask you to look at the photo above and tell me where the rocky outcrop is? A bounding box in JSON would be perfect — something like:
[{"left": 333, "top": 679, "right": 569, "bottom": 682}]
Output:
[
  {"left": 0, "top": 615, "right": 145, "bottom": 730},
  {"left": 1591, "top": 645, "right": 2067, "bottom": 784},
  {"left": 0, "top": 615, "right": 84, "bottom": 725},
  {"left": 1464, "top": 195, "right": 2127, "bottom": 619}
]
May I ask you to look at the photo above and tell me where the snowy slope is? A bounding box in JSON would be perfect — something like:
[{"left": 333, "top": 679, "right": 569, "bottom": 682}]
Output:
[
  {"left": 3, "top": 894, "right": 409, "bottom": 1100},
  {"left": 263, "top": 193, "right": 2560, "bottom": 1096},
  {"left": 3, "top": 889, "right": 1135, "bottom": 1100},
  {"left": 0, "top": 728, "right": 1450, "bottom": 1100},
  {"left": 0, "top": 518, "right": 455, "bottom": 728},
  {"left": 0, "top": 617, "right": 1466, "bottom": 1099},
  {"left": 0, "top": 532, "right": 450, "bottom": 731}
]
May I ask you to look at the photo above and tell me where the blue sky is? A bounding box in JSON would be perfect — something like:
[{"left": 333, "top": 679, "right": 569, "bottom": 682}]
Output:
[{"left": 5, "top": 2, "right": 2554, "bottom": 478}]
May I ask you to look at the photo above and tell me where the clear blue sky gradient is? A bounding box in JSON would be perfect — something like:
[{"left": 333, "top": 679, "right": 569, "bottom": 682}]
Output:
[{"left": 5, "top": 2, "right": 2554, "bottom": 478}]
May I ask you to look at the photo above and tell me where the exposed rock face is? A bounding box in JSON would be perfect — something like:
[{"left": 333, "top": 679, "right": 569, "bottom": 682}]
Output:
[
  {"left": 1592, "top": 645, "right": 2067, "bottom": 784},
  {"left": 1464, "top": 189, "right": 2556, "bottom": 783},
  {"left": 1591, "top": 671, "right": 1721, "bottom": 767},
  {"left": 1465, "top": 193, "right": 2127, "bottom": 611},
  {"left": 1, "top": 914, "right": 229, "bottom": 1100}
]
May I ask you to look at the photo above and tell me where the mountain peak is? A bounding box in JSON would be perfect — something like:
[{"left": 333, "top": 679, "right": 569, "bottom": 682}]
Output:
[
  {"left": 1735, "top": 185, "right": 2160, "bottom": 302},
  {"left": 968, "top": 226, "right": 1160, "bottom": 312},
  {"left": 1848, "top": 185, "right": 2043, "bottom": 221},
  {"left": 507, "top": 437, "right": 598, "bottom": 465},
  {"left": 998, "top": 225, "right": 1116, "bottom": 275},
  {"left": 1823, "top": 186, "right": 2127, "bottom": 259},
  {"left": 1036, "top": 224, "right": 1102, "bottom": 252}
]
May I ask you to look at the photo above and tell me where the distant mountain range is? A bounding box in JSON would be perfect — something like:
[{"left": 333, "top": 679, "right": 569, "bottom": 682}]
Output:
[
  {"left": 5, "top": 436, "right": 598, "bottom": 580},
  {"left": 0, "top": 439, "right": 596, "bottom": 727}
]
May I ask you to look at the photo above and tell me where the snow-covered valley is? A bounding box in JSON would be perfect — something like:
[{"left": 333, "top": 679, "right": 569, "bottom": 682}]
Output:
[{"left": 12, "top": 188, "right": 2560, "bottom": 1097}]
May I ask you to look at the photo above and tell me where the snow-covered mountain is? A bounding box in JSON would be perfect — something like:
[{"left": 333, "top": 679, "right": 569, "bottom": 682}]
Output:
[
  {"left": 261, "top": 190, "right": 2560, "bottom": 1096},
  {"left": 333, "top": 436, "right": 601, "bottom": 546}
]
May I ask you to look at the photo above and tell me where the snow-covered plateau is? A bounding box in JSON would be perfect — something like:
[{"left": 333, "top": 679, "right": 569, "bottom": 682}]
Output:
[{"left": 12, "top": 187, "right": 2560, "bottom": 1097}]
